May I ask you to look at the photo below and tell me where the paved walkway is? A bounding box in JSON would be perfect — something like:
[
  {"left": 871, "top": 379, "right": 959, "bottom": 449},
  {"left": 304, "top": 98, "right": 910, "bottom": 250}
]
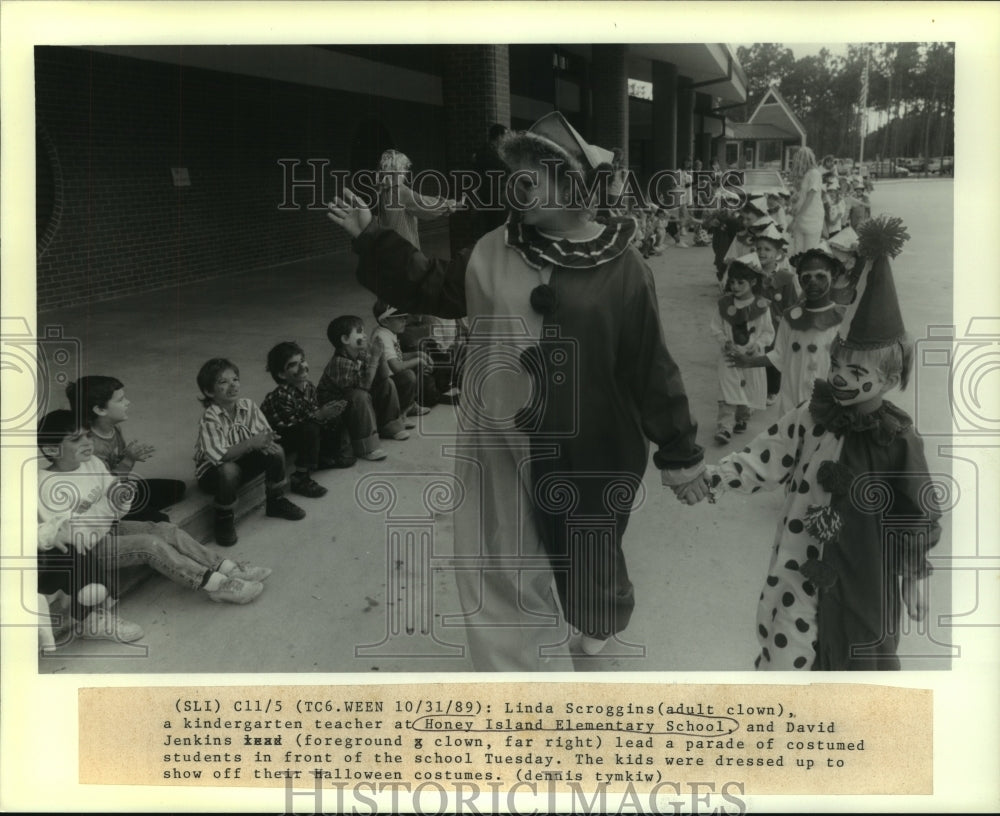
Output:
[{"left": 37, "top": 183, "right": 954, "bottom": 673}]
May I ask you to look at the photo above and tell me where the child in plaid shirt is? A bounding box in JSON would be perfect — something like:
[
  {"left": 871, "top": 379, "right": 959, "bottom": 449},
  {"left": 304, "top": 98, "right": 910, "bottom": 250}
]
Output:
[
  {"left": 194, "top": 357, "right": 306, "bottom": 546},
  {"left": 261, "top": 341, "right": 356, "bottom": 499},
  {"left": 316, "top": 315, "right": 393, "bottom": 462}
]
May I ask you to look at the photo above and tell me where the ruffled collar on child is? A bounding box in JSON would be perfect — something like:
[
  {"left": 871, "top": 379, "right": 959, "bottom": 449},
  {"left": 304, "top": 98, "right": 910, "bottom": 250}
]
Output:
[{"left": 808, "top": 379, "right": 912, "bottom": 445}]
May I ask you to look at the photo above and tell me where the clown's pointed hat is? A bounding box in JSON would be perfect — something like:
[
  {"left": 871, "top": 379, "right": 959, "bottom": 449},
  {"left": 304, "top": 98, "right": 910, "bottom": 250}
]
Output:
[
  {"left": 755, "top": 222, "right": 789, "bottom": 246},
  {"left": 839, "top": 215, "right": 910, "bottom": 350},
  {"left": 529, "top": 111, "right": 615, "bottom": 170}
]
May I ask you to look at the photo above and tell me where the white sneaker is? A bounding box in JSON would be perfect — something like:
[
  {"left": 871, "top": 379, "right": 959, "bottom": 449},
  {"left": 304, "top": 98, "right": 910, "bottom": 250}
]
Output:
[
  {"left": 364, "top": 448, "right": 388, "bottom": 461},
  {"left": 78, "top": 608, "right": 145, "bottom": 643},
  {"left": 407, "top": 405, "right": 431, "bottom": 417}
]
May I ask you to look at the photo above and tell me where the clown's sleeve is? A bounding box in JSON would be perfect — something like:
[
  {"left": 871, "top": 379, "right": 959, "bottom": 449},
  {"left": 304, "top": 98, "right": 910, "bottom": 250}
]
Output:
[
  {"left": 709, "top": 405, "right": 802, "bottom": 496},
  {"left": 886, "top": 429, "right": 942, "bottom": 579}
]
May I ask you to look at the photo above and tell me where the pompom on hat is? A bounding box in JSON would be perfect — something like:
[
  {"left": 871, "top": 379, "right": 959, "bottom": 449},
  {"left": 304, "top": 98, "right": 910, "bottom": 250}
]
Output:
[
  {"left": 529, "top": 111, "right": 615, "bottom": 171},
  {"left": 838, "top": 215, "right": 910, "bottom": 350}
]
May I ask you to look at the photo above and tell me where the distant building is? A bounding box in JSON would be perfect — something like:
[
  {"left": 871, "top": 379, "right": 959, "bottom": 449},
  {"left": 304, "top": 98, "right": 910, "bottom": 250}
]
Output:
[{"left": 724, "top": 86, "right": 806, "bottom": 171}]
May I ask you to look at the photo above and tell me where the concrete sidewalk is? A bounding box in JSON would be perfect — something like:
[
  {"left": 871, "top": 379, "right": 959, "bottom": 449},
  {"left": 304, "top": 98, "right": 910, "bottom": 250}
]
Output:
[{"left": 36, "top": 184, "right": 954, "bottom": 673}]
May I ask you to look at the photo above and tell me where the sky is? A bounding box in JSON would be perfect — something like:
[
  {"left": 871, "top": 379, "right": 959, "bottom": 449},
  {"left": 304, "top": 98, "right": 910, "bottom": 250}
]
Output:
[{"left": 735, "top": 43, "right": 851, "bottom": 60}]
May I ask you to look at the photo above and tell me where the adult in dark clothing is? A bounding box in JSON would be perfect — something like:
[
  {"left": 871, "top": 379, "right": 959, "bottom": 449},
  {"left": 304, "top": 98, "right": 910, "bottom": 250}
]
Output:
[{"left": 328, "top": 112, "right": 709, "bottom": 670}]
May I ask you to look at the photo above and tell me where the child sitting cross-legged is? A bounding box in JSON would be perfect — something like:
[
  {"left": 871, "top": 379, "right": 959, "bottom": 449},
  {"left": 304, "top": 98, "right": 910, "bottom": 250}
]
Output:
[
  {"left": 261, "top": 341, "right": 356, "bottom": 500},
  {"left": 194, "top": 357, "right": 305, "bottom": 547},
  {"left": 38, "top": 410, "right": 270, "bottom": 650}
]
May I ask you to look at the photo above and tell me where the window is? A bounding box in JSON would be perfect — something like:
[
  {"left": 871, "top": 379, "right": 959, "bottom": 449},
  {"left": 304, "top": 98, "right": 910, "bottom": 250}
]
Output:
[
  {"left": 726, "top": 142, "right": 740, "bottom": 167},
  {"left": 757, "top": 140, "right": 783, "bottom": 169}
]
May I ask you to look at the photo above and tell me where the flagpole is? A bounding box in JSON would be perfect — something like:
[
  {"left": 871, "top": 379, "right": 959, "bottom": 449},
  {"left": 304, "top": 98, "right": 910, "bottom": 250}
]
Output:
[{"left": 859, "top": 46, "right": 869, "bottom": 165}]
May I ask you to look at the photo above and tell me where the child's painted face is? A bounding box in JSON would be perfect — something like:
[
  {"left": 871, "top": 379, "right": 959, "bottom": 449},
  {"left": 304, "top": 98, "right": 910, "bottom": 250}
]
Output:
[
  {"left": 50, "top": 428, "right": 94, "bottom": 467},
  {"left": 207, "top": 368, "right": 240, "bottom": 407},
  {"left": 340, "top": 327, "right": 368, "bottom": 357},
  {"left": 278, "top": 353, "right": 310, "bottom": 386},
  {"left": 797, "top": 265, "right": 833, "bottom": 301},
  {"left": 97, "top": 388, "right": 130, "bottom": 423},
  {"left": 729, "top": 276, "right": 753, "bottom": 297},
  {"left": 755, "top": 240, "right": 782, "bottom": 266},
  {"left": 827, "top": 351, "right": 890, "bottom": 406}
]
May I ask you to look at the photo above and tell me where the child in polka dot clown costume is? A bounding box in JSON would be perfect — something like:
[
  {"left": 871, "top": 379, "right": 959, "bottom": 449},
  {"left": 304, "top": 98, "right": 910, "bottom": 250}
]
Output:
[
  {"left": 728, "top": 241, "right": 845, "bottom": 416},
  {"left": 710, "top": 253, "right": 774, "bottom": 444},
  {"left": 706, "top": 216, "right": 941, "bottom": 670}
]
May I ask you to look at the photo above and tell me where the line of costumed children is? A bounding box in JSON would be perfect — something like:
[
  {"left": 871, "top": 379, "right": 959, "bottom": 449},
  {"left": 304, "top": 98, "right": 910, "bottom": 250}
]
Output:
[{"left": 706, "top": 216, "right": 941, "bottom": 670}]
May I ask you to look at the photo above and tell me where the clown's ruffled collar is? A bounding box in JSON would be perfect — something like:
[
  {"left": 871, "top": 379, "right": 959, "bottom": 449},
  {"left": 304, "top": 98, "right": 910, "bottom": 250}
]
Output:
[
  {"left": 717, "top": 294, "right": 770, "bottom": 325},
  {"left": 505, "top": 216, "right": 637, "bottom": 271},
  {"left": 808, "top": 379, "right": 912, "bottom": 444},
  {"left": 783, "top": 301, "right": 845, "bottom": 331}
]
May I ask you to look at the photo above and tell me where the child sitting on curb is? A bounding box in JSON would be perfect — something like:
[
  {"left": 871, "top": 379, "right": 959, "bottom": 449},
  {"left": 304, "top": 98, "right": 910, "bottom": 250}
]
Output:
[
  {"left": 261, "top": 341, "right": 356, "bottom": 500},
  {"left": 67, "top": 375, "right": 186, "bottom": 522},
  {"left": 39, "top": 410, "right": 270, "bottom": 648},
  {"left": 194, "top": 358, "right": 305, "bottom": 547},
  {"left": 370, "top": 301, "right": 433, "bottom": 422},
  {"left": 316, "top": 315, "right": 393, "bottom": 461}
]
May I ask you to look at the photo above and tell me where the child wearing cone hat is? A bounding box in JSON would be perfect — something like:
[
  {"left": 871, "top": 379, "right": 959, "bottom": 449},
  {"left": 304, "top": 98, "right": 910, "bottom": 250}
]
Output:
[
  {"left": 710, "top": 254, "right": 775, "bottom": 444},
  {"left": 728, "top": 241, "right": 845, "bottom": 416},
  {"left": 753, "top": 224, "right": 800, "bottom": 406},
  {"left": 705, "top": 215, "right": 940, "bottom": 670}
]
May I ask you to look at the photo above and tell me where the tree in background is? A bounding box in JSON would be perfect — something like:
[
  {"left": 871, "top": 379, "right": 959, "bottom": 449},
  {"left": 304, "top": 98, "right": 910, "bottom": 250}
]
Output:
[{"left": 734, "top": 42, "right": 954, "bottom": 162}]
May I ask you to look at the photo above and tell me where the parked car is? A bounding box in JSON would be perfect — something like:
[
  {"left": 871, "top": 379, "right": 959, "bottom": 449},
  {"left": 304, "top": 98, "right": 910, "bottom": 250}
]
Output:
[{"left": 927, "top": 157, "right": 954, "bottom": 175}]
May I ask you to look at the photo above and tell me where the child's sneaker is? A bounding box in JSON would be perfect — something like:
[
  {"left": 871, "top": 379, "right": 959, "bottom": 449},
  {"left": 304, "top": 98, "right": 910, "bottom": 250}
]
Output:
[
  {"left": 266, "top": 495, "right": 306, "bottom": 521},
  {"left": 78, "top": 608, "right": 145, "bottom": 642},
  {"left": 214, "top": 508, "right": 238, "bottom": 547},
  {"left": 207, "top": 577, "right": 264, "bottom": 604},
  {"left": 290, "top": 471, "right": 328, "bottom": 498},
  {"left": 363, "top": 448, "right": 388, "bottom": 461},
  {"left": 226, "top": 561, "right": 272, "bottom": 582},
  {"left": 734, "top": 419, "right": 748, "bottom": 434},
  {"left": 714, "top": 429, "right": 732, "bottom": 445},
  {"left": 766, "top": 393, "right": 778, "bottom": 406},
  {"left": 407, "top": 404, "right": 431, "bottom": 417},
  {"left": 390, "top": 430, "right": 410, "bottom": 441}
]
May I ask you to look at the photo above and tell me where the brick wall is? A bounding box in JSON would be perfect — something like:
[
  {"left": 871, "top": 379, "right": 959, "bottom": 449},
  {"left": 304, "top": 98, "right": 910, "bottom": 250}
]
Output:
[
  {"left": 590, "top": 45, "right": 629, "bottom": 164},
  {"left": 441, "top": 45, "right": 511, "bottom": 254},
  {"left": 35, "top": 47, "right": 448, "bottom": 311}
]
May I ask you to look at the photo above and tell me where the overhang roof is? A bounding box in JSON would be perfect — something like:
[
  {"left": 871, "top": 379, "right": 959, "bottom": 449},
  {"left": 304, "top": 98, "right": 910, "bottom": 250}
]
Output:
[{"left": 727, "top": 122, "right": 799, "bottom": 141}]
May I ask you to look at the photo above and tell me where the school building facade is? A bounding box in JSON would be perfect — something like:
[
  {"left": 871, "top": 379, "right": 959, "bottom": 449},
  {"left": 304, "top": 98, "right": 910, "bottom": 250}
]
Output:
[{"left": 35, "top": 44, "right": 747, "bottom": 311}]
